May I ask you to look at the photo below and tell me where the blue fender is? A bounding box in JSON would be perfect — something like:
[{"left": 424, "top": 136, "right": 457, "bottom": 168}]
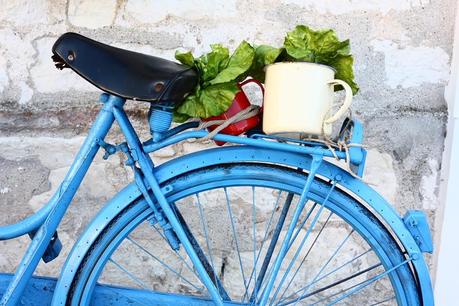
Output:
[{"left": 52, "top": 145, "right": 433, "bottom": 305}]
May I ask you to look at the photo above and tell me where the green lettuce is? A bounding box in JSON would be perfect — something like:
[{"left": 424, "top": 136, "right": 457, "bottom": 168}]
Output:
[
  {"left": 248, "top": 45, "right": 283, "bottom": 82},
  {"left": 283, "top": 25, "right": 359, "bottom": 94},
  {"left": 174, "top": 41, "right": 255, "bottom": 122},
  {"left": 173, "top": 25, "right": 358, "bottom": 122}
]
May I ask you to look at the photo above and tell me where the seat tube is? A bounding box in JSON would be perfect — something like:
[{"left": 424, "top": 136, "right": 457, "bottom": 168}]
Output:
[{"left": 112, "top": 105, "right": 224, "bottom": 306}]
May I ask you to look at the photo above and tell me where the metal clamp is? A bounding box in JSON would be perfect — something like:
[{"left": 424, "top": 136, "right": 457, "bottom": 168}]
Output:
[{"left": 403, "top": 210, "right": 434, "bottom": 254}]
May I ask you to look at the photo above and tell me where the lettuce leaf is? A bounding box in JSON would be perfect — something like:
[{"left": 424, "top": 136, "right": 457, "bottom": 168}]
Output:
[
  {"left": 249, "top": 45, "right": 283, "bottom": 82},
  {"left": 196, "top": 44, "right": 230, "bottom": 84},
  {"left": 174, "top": 41, "right": 254, "bottom": 121},
  {"left": 210, "top": 41, "right": 255, "bottom": 85},
  {"left": 174, "top": 50, "right": 194, "bottom": 67},
  {"left": 284, "top": 25, "right": 359, "bottom": 94},
  {"left": 174, "top": 82, "right": 239, "bottom": 120},
  {"left": 328, "top": 55, "right": 359, "bottom": 94}
]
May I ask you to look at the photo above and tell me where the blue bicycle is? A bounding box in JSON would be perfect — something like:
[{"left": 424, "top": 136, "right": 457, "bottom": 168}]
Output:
[{"left": 0, "top": 33, "right": 434, "bottom": 306}]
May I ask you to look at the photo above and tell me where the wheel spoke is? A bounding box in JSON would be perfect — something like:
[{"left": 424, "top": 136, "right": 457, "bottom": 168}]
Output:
[
  {"left": 289, "top": 229, "right": 356, "bottom": 304},
  {"left": 126, "top": 236, "right": 204, "bottom": 293},
  {"left": 276, "top": 212, "right": 336, "bottom": 303},
  {"left": 150, "top": 222, "right": 200, "bottom": 280},
  {"left": 195, "top": 193, "right": 218, "bottom": 283},
  {"left": 252, "top": 187, "right": 259, "bottom": 299},
  {"left": 258, "top": 202, "right": 319, "bottom": 303},
  {"left": 280, "top": 249, "right": 372, "bottom": 303},
  {"left": 107, "top": 258, "right": 149, "bottom": 289},
  {"left": 325, "top": 259, "right": 411, "bottom": 305},
  {"left": 269, "top": 209, "right": 330, "bottom": 305},
  {"left": 269, "top": 185, "right": 336, "bottom": 305},
  {"left": 287, "top": 202, "right": 319, "bottom": 250},
  {"left": 171, "top": 202, "right": 230, "bottom": 300},
  {"left": 313, "top": 249, "right": 372, "bottom": 286},
  {"left": 249, "top": 192, "right": 295, "bottom": 303},
  {"left": 279, "top": 262, "right": 382, "bottom": 306},
  {"left": 369, "top": 296, "right": 396, "bottom": 305},
  {"left": 224, "top": 187, "right": 249, "bottom": 297},
  {"left": 243, "top": 190, "right": 283, "bottom": 303}
]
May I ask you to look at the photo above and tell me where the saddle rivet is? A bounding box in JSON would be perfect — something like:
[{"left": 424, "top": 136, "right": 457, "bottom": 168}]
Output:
[
  {"left": 153, "top": 82, "right": 164, "bottom": 92},
  {"left": 67, "top": 51, "right": 75, "bottom": 62}
]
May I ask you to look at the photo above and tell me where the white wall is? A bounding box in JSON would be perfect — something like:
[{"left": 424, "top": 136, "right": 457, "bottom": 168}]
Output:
[{"left": 434, "top": 3, "right": 459, "bottom": 304}]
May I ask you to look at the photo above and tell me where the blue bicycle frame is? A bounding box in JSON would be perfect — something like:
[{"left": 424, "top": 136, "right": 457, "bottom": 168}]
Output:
[{"left": 0, "top": 93, "right": 434, "bottom": 306}]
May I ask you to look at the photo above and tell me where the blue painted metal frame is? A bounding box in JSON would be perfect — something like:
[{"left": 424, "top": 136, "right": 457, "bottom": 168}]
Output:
[
  {"left": 142, "top": 130, "right": 365, "bottom": 165},
  {"left": 0, "top": 94, "right": 125, "bottom": 305},
  {"left": 0, "top": 93, "right": 434, "bottom": 306}
]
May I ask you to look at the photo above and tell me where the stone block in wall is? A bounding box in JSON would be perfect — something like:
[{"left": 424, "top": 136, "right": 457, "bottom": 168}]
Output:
[
  {"left": 277, "top": 0, "right": 431, "bottom": 15},
  {"left": 121, "top": 0, "right": 238, "bottom": 25},
  {"left": 0, "top": 28, "right": 36, "bottom": 102},
  {"left": 0, "top": 55, "right": 7, "bottom": 94},
  {"left": 68, "top": 0, "right": 118, "bottom": 29},
  {"left": 371, "top": 40, "right": 450, "bottom": 89},
  {"left": 0, "top": 136, "right": 131, "bottom": 275},
  {"left": 30, "top": 37, "right": 96, "bottom": 93},
  {"left": 0, "top": 0, "right": 48, "bottom": 26}
]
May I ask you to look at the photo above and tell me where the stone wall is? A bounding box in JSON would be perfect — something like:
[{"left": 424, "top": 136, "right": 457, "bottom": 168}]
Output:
[{"left": 0, "top": 0, "right": 455, "bottom": 283}]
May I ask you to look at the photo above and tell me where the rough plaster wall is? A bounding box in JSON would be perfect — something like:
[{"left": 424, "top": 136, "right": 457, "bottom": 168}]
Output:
[{"left": 0, "top": 0, "right": 455, "bottom": 282}]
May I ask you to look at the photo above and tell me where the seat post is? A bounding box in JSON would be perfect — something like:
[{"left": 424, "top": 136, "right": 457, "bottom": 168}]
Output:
[{"left": 148, "top": 104, "right": 173, "bottom": 141}]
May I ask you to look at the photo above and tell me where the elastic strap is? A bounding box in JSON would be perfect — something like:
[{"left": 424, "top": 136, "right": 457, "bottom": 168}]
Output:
[{"left": 196, "top": 105, "right": 260, "bottom": 140}]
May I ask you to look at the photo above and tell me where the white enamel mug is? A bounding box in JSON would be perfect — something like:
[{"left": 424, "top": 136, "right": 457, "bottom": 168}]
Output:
[{"left": 262, "top": 62, "right": 352, "bottom": 137}]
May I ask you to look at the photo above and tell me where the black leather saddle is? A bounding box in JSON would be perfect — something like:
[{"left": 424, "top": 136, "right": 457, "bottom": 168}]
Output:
[{"left": 52, "top": 32, "right": 197, "bottom": 104}]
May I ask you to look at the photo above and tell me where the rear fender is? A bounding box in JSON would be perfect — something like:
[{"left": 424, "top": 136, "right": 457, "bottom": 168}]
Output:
[{"left": 52, "top": 146, "right": 433, "bottom": 305}]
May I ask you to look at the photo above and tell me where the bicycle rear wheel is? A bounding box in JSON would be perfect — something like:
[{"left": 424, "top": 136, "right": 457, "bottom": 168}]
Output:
[{"left": 67, "top": 163, "right": 421, "bottom": 305}]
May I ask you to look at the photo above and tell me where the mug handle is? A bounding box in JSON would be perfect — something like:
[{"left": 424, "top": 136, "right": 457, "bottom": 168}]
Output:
[{"left": 324, "top": 79, "right": 353, "bottom": 124}]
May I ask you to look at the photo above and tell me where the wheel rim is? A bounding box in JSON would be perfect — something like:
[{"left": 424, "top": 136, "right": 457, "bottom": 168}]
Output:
[{"left": 70, "top": 164, "right": 419, "bottom": 305}]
